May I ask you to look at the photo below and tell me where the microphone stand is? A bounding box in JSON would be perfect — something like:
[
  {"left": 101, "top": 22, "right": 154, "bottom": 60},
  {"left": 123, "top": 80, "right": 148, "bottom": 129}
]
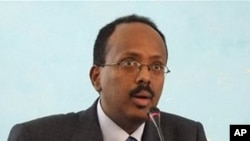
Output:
[{"left": 148, "top": 107, "right": 165, "bottom": 141}]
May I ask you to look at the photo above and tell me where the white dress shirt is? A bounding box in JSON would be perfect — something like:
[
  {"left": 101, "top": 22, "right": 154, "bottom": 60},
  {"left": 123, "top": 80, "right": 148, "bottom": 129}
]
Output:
[{"left": 97, "top": 99, "right": 145, "bottom": 141}]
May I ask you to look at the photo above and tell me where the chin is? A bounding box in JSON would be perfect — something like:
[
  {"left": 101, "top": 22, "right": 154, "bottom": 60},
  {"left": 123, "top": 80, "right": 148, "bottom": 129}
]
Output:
[{"left": 130, "top": 108, "right": 149, "bottom": 122}]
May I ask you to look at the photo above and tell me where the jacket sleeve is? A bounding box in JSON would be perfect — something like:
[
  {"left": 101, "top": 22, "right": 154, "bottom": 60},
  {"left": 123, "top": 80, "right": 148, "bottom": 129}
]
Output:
[
  {"left": 8, "top": 124, "right": 31, "bottom": 141},
  {"left": 196, "top": 122, "right": 207, "bottom": 141}
]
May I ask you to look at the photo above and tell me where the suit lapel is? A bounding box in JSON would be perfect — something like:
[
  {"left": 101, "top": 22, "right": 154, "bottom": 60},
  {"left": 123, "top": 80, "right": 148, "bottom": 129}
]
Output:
[
  {"left": 142, "top": 120, "right": 159, "bottom": 141},
  {"left": 71, "top": 100, "right": 103, "bottom": 141}
]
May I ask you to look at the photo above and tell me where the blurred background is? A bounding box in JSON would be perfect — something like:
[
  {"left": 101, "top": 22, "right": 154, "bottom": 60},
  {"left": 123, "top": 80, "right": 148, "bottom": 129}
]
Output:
[{"left": 0, "top": 1, "right": 249, "bottom": 141}]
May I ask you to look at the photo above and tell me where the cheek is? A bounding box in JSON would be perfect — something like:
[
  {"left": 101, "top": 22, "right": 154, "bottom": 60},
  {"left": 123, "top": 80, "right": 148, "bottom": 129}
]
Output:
[
  {"left": 153, "top": 78, "right": 165, "bottom": 100},
  {"left": 100, "top": 70, "right": 136, "bottom": 113},
  {"left": 100, "top": 70, "right": 131, "bottom": 97},
  {"left": 100, "top": 70, "right": 116, "bottom": 94}
]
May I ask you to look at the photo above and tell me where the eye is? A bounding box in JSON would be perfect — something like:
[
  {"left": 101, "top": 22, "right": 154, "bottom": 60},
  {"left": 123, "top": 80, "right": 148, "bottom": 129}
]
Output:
[
  {"left": 151, "top": 63, "right": 164, "bottom": 71},
  {"left": 120, "top": 59, "right": 136, "bottom": 67}
]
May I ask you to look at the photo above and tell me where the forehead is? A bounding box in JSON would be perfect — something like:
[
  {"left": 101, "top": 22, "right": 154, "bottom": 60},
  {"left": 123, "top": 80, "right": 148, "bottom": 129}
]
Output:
[{"left": 106, "top": 23, "right": 167, "bottom": 62}]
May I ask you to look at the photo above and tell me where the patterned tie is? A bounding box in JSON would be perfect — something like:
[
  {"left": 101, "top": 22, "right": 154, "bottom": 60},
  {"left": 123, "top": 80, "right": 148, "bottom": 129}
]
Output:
[{"left": 126, "top": 136, "right": 137, "bottom": 141}]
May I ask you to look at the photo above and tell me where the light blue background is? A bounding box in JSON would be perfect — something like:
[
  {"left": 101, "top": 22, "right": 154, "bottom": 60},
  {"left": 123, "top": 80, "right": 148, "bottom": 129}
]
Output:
[{"left": 1, "top": 1, "right": 249, "bottom": 141}]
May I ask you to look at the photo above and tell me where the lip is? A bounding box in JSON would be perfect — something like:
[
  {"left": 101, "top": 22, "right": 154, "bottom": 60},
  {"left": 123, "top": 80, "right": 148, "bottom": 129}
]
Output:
[{"left": 131, "top": 90, "right": 153, "bottom": 107}]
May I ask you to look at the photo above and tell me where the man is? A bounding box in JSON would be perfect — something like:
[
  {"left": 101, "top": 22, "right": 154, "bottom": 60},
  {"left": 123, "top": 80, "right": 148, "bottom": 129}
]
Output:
[{"left": 8, "top": 14, "right": 207, "bottom": 141}]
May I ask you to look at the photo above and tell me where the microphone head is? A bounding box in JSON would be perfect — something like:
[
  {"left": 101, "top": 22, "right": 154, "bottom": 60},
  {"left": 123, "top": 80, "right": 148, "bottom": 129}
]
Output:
[{"left": 148, "top": 107, "right": 161, "bottom": 127}]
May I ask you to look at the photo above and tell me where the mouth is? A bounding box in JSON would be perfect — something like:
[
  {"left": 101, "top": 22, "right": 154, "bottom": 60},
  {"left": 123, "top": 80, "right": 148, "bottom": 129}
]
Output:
[{"left": 131, "top": 90, "right": 153, "bottom": 108}]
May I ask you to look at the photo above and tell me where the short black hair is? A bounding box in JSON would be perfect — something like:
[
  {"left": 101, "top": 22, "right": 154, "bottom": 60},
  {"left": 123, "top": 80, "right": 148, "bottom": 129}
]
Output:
[{"left": 93, "top": 14, "right": 167, "bottom": 66}]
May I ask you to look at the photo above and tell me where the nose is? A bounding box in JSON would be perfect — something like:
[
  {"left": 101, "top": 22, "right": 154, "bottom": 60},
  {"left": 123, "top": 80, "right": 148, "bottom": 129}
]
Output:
[{"left": 135, "top": 65, "right": 151, "bottom": 85}]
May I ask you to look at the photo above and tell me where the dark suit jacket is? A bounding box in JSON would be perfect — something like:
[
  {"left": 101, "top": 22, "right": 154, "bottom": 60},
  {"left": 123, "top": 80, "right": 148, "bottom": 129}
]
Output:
[{"left": 8, "top": 100, "right": 207, "bottom": 141}]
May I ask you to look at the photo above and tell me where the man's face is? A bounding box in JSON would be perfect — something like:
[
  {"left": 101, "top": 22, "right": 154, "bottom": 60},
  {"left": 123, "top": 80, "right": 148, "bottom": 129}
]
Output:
[{"left": 94, "top": 23, "right": 167, "bottom": 125}]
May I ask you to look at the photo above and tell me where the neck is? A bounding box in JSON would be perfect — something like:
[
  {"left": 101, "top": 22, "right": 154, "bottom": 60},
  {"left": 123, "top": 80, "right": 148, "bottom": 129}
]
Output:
[{"left": 113, "top": 117, "right": 145, "bottom": 134}]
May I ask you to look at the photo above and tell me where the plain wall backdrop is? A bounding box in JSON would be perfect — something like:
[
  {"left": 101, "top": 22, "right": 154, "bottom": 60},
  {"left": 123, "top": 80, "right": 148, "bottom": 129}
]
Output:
[{"left": 1, "top": 1, "right": 250, "bottom": 141}]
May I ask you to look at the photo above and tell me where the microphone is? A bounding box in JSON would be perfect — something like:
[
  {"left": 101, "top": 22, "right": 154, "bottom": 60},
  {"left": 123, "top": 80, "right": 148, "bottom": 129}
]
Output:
[{"left": 148, "top": 107, "right": 165, "bottom": 141}]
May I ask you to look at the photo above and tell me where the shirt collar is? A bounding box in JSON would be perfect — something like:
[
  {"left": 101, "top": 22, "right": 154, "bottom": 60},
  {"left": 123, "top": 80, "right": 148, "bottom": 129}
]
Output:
[{"left": 97, "top": 99, "right": 145, "bottom": 141}]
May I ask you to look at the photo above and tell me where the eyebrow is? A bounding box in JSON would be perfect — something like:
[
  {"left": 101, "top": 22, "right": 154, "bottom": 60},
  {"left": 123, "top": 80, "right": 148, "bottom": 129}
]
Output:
[{"left": 120, "top": 51, "right": 165, "bottom": 63}]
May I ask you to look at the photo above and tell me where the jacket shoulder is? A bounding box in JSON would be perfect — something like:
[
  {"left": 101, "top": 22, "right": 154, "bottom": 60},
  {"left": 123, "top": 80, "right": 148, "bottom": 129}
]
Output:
[
  {"left": 8, "top": 112, "right": 83, "bottom": 141},
  {"left": 24, "top": 112, "right": 80, "bottom": 129},
  {"left": 160, "top": 112, "right": 207, "bottom": 141},
  {"left": 161, "top": 112, "right": 199, "bottom": 125}
]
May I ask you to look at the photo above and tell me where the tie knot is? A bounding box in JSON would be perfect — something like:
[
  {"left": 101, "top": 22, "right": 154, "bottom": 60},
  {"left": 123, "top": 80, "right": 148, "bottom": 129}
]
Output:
[{"left": 126, "top": 136, "right": 137, "bottom": 141}]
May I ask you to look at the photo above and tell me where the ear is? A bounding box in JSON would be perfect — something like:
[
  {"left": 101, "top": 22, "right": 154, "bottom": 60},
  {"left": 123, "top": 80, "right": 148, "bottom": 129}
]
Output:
[{"left": 89, "top": 65, "right": 102, "bottom": 92}]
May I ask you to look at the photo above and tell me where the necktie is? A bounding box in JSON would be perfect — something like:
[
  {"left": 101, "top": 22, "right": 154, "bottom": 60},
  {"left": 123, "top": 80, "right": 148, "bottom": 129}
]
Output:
[{"left": 126, "top": 136, "right": 137, "bottom": 141}]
